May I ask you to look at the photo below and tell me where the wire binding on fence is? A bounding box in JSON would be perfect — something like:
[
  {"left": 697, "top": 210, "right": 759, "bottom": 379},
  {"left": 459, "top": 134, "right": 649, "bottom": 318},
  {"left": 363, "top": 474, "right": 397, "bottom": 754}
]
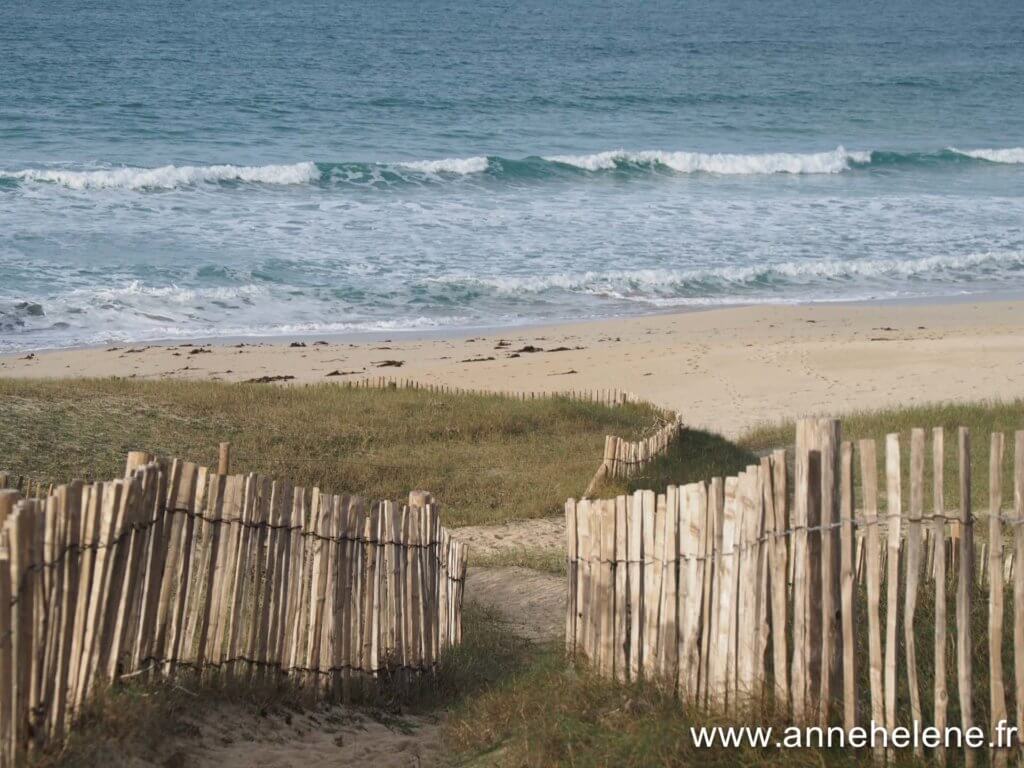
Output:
[
  {"left": 567, "top": 419, "right": 1024, "bottom": 766},
  {"left": 0, "top": 454, "right": 468, "bottom": 766}
]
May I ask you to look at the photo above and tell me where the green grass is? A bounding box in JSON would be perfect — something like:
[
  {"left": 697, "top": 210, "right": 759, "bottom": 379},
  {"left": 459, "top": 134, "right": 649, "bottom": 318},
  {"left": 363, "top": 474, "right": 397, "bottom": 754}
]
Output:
[
  {"left": 445, "top": 646, "right": 868, "bottom": 768},
  {"left": 469, "top": 547, "right": 568, "bottom": 576},
  {"left": 0, "top": 378, "right": 667, "bottom": 527},
  {"left": 741, "top": 400, "right": 1024, "bottom": 515},
  {"left": 29, "top": 383, "right": 1024, "bottom": 766},
  {"left": 446, "top": 580, "right": 1004, "bottom": 768}
]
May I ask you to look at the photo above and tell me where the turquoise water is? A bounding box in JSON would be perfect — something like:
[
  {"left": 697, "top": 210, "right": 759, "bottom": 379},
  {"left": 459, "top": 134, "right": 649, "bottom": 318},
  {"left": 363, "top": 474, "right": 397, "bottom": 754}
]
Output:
[{"left": 1, "top": 0, "right": 1023, "bottom": 350}]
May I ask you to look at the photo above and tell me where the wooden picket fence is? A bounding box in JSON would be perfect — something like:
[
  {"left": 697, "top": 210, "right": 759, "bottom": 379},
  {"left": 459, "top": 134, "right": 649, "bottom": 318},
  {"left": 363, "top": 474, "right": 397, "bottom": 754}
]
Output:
[
  {"left": 0, "top": 453, "right": 467, "bottom": 766},
  {"left": 584, "top": 417, "right": 684, "bottom": 497},
  {"left": 339, "top": 376, "right": 638, "bottom": 408},
  {"left": 567, "top": 418, "right": 1024, "bottom": 764},
  {"left": 0, "top": 475, "right": 52, "bottom": 501}
]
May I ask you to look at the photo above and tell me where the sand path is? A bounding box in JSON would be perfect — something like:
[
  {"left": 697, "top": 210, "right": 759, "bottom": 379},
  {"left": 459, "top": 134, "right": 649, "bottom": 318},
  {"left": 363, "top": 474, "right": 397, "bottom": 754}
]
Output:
[
  {"left": 160, "top": 705, "right": 444, "bottom": 768},
  {"left": 464, "top": 566, "right": 566, "bottom": 644},
  {"left": 453, "top": 516, "right": 565, "bottom": 556}
]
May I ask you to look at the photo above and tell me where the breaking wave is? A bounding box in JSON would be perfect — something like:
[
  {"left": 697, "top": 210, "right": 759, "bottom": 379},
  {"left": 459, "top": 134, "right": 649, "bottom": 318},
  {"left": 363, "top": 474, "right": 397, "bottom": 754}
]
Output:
[
  {"left": 426, "top": 251, "right": 1024, "bottom": 304},
  {"left": 1, "top": 162, "right": 320, "bottom": 190},
  {"left": 3, "top": 145, "right": 1022, "bottom": 191},
  {"left": 949, "top": 147, "right": 1024, "bottom": 164},
  {"left": 544, "top": 146, "right": 872, "bottom": 174}
]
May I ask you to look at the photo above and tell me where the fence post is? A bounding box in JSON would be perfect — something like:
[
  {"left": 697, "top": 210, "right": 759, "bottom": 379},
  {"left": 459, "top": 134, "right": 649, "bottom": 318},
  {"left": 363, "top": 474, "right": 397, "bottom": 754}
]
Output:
[
  {"left": 956, "top": 427, "right": 975, "bottom": 768},
  {"left": 218, "top": 442, "right": 231, "bottom": 475},
  {"left": 904, "top": 429, "right": 925, "bottom": 760},
  {"left": 989, "top": 433, "right": 1008, "bottom": 768},
  {"left": 859, "top": 439, "right": 885, "bottom": 764},
  {"left": 839, "top": 442, "right": 855, "bottom": 731},
  {"left": 883, "top": 434, "right": 902, "bottom": 761},
  {"left": 0, "top": 490, "right": 20, "bottom": 766},
  {"left": 565, "top": 499, "right": 578, "bottom": 655},
  {"left": 614, "top": 495, "right": 628, "bottom": 681},
  {"left": 1014, "top": 431, "right": 1024, "bottom": 768},
  {"left": 932, "top": 428, "right": 948, "bottom": 767}
]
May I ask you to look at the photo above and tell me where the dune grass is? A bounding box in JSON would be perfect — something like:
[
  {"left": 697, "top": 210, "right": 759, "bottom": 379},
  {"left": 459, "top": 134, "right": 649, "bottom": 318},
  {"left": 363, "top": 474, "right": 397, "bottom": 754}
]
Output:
[
  {"left": 0, "top": 378, "right": 667, "bottom": 527},
  {"left": 22, "top": 381, "right": 1023, "bottom": 766},
  {"left": 741, "top": 400, "right": 1024, "bottom": 514},
  {"left": 469, "top": 547, "right": 568, "bottom": 576},
  {"left": 446, "top": 645, "right": 856, "bottom": 768},
  {"left": 446, "top": 575, "right": 1003, "bottom": 767},
  {"left": 445, "top": 400, "right": 1024, "bottom": 767}
]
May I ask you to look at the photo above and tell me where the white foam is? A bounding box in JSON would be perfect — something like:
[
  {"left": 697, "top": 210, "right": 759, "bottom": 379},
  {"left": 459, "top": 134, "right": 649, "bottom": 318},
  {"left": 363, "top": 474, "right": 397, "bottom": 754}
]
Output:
[
  {"left": 428, "top": 251, "right": 1024, "bottom": 299},
  {"left": 1, "top": 162, "right": 320, "bottom": 190},
  {"left": 393, "top": 156, "right": 489, "bottom": 174},
  {"left": 67, "top": 281, "right": 268, "bottom": 304},
  {"left": 950, "top": 147, "right": 1024, "bottom": 164},
  {"left": 545, "top": 146, "right": 872, "bottom": 174}
]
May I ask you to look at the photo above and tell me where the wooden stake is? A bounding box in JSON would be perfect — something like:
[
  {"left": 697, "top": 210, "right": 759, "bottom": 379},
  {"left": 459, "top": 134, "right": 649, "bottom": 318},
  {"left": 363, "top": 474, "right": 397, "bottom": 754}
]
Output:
[
  {"left": 1013, "top": 430, "right": 1024, "bottom": 768},
  {"left": 791, "top": 421, "right": 810, "bottom": 723},
  {"left": 989, "top": 432, "right": 1008, "bottom": 768},
  {"left": 933, "top": 428, "right": 948, "bottom": 767},
  {"left": 860, "top": 439, "right": 884, "bottom": 764},
  {"left": 883, "top": 433, "right": 902, "bottom": 758},
  {"left": 957, "top": 427, "right": 975, "bottom": 768},
  {"left": 218, "top": 442, "right": 231, "bottom": 475},
  {"left": 839, "top": 442, "right": 855, "bottom": 730},
  {"left": 614, "top": 495, "right": 628, "bottom": 681},
  {"left": 905, "top": 429, "right": 924, "bottom": 758},
  {"left": 565, "top": 499, "right": 578, "bottom": 654}
]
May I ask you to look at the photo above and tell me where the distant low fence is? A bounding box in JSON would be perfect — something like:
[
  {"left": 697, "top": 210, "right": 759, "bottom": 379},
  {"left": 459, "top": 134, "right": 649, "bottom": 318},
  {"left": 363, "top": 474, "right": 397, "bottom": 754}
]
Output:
[
  {"left": 340, "top": 376, "right": 638, "bottom": 408},
  {"left": 584, "top": 417, "right": 684, "bottom": 497},
  {"left": 0, "top": 454, "right": 467, "bottom": 766},
  {"left": 567, "top": 418, "right": 1024, "bottom": 764}
]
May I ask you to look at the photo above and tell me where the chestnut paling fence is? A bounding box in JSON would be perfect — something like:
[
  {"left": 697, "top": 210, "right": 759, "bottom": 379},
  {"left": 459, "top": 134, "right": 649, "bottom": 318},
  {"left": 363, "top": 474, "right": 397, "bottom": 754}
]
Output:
[
  {"left": 584, "top": 417, "right": 685, "bottom": 497},
  {"left": 0, "top": 453, "right": 467, "bottom": 766},
  {"left": 567, "top": 418, "right": 1024, "bottom": 766},
  {"left": 340, "top": 376, "right": 639, "bottom": 408}
]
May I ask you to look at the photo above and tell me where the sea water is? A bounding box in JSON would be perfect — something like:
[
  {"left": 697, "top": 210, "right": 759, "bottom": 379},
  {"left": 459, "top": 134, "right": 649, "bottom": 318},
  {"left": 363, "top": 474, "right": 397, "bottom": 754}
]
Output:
[{"left": 1, "top": 0, "right": 1022, "bottom": 351}]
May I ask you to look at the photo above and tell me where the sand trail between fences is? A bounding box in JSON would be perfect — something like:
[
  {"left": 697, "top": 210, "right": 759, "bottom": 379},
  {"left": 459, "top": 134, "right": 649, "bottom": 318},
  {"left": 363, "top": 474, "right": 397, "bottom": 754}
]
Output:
[
  {"left": 161, "top": 705, "right": 443, "bottom": 768},
  {"left": 162, "top": 520, "right": 567, "bottom": 768},
  {"left": 464, "top": 565, "right": 566, "bottom": 644},
  {"left": 453, "top": 515, "right": 566, "bottom": 556}
]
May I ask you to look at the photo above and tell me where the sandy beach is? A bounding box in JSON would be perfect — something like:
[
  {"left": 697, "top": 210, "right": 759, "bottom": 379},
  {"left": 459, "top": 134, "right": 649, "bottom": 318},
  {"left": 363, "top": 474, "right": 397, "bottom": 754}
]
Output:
[{"left": 4, "top": 299, "right": 1022, "bottom": 437}]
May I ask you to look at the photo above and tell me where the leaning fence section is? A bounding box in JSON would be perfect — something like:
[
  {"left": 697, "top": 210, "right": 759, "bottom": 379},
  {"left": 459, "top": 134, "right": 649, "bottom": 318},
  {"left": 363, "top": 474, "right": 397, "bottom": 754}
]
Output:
[
  {"left": 567, "top": 418, "right": 1024, "bottom": 765},
  {"left": 0, "top": 454, "right": 467, "bottom": 766},
  {"left": 583, "top": 417, "right": 684, "bottom": 497}
]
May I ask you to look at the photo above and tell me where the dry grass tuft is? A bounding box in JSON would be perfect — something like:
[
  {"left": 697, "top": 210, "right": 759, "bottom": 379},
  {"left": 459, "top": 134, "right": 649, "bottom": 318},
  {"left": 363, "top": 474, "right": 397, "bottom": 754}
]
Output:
[
  {"left": 740, "top": 399, "right": 1024, "bottom": 513},
  {"left": 0, "top": 378, "right": 666, "bottom": 527}
]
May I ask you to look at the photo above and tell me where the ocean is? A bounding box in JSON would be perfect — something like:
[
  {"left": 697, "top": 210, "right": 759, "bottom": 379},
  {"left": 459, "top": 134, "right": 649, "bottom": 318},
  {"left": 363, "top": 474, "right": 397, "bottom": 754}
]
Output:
[{"left": 1, "top": 0, "right": 1022, "bottom": 352}]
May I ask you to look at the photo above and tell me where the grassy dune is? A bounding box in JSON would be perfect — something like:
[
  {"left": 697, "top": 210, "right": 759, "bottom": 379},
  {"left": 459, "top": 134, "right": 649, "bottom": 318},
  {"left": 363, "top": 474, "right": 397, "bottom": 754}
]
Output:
[
  {"left": 0, "top": 378, "right": 666, "bottom": 527},
  {"left": 741, "top": 400, "right": 1024, "bottom": 513},
  {"left": 16, "top": 379, "right": 1022, "bottom": 766},
  {"left": 446, "top": 400, "right": 1024, "bottom": 767}
]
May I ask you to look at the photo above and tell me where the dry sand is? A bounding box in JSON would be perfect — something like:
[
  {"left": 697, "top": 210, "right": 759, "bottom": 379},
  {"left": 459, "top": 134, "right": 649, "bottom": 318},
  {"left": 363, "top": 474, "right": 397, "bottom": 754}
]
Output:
[
  {"left": 464, "top": 565, "right": 566, "bottom": 644},
  {"left": 454, "top": 517, "right": 566, "bottom": 556},
  {"left": 4, "top": 299, "right": 1023, "bottom": 437},
  {"left": 159, "top": 704, "right": 443, "bottom": 768}
]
